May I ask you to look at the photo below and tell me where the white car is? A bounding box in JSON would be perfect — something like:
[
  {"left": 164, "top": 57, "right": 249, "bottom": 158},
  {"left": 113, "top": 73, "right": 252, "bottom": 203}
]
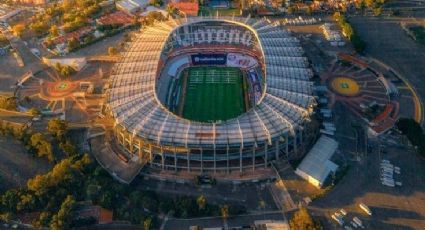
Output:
[
  {"left": 382, "top": 180, "right": 395, "bottom": 187},
  {"left": 381, "top": 159, "right": 391, "bottom": 164},
  {"left": 381, "top": 164, "right": 394, "bottom": 169},
  {"left": 381, "top": 176, "right": 394, "bottom": 181},
  {"left": 359, "top": 203, "right": 372, "bottom": 216},
  {"left": 353, "top": 217, "right": 365, "bottom": 229},
  {"left": 381, "top": 171, "right": 393, "bottom": 177},
  {"left": 332, "top": 214, "right": 344, "bottom": 226},
  {"left": 380, "top": 162, "right": 393, "bottom": 167},
  {"left": 381, "top": 169, "right": 393, "bottom": 174}
]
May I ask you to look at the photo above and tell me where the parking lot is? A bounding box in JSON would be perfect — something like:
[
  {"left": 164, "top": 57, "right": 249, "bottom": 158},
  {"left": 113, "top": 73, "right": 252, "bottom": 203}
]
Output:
[
  {"left": 284, "top": 15, "right": 425, "bottom": 229},
  {"left": 350, "top": 16, "right": 425, "bottom": 123},
  {"left": 308, "top": 125, "right": 425, "bottom": 229}
]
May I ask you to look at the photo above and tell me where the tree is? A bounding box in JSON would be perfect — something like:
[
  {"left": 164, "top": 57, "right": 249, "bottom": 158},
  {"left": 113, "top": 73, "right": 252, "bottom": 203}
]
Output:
[
  {"left": 0, "top": 97, "right": 17, "bottom": 110},
  {"left": 1, "top": 189, "right": 20, "bottom": 213},
  {"left": 28, "top": 107, "right": 41, "bottom": 116},
  {"left": 37, "top": 141, "right": 54, "bottom": 162},
  {"left": 59, "top": 140, "right": 77, "bottom": 156},
  {"left": 108, "top": 47, "right": 117, "bottom": 56},
  {"left": 60, "top": 65, "right": 75, "bottom": 77},
  {"left": 49, "top": 25, "right": 59, "bottom": 37},
  {"left": 143, "top": 217, "right": 152, "bottom": 230},
  {"left": 49, "top": 195, "right": 76, "bottom": 230},
  {"left": 27, "top": 158, "right": 74, "bottom": 195},
  {"left": 12, "top": 24, "right": 25, "bottom": 37},
  {"left": 287, "top": 6, "right": 297, "bottom": 14},
  {"left": 397, "top": 118, "right": 425, "bottom": 156},
  {"left": 197, "top": 195, "right": 206, "bottom": 210},
  {"left": 34, "top": 212, "right": 51, "bottom": 229},
  {"left": 373, "top": 7, "right": 382, "bottom": 16},
  {"left": 149, "top": 0, "right": 163, "bottom": 7},
  {"left": 220, "top": 205, "right": 229, "bottom": 220},
  {"left": 47, "top": 119, "right": 68, "bottom": 140},
  {"left": 67, "top": 38, "right": 80, "bottom": 51},
  {"left": 30, "top": 133, "right": 54, "bottom": 162},
  {"left": 166, "top": 4, "right": 177, "bottom": 17},
  {"left": 289, "top": 206, "right": 323, "bottom": 230},
  {"left": 17, "top": 193, "right": 36, "bottom": 212}
]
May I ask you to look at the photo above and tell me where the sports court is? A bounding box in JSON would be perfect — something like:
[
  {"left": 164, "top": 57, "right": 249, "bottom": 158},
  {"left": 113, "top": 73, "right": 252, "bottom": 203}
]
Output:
[{"left": 179, "top": 66, "right": 246, "bottom": 122}]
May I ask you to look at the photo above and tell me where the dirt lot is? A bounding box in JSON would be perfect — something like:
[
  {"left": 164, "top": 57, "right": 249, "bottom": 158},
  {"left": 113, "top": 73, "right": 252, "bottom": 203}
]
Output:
[{"left": 0, "top": 136, "right": 52, "bottom": 191}]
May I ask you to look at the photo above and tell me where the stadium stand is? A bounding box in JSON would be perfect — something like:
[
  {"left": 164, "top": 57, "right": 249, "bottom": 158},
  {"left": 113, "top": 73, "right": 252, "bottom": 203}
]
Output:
[{"left": 106, "top": 16, "right": 316, "bottom": 174}]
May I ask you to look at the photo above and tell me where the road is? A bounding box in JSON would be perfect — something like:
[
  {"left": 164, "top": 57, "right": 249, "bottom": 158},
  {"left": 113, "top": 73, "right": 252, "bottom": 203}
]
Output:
[{"left": 162, "top": 212, "right": 284, "bottom": 230}]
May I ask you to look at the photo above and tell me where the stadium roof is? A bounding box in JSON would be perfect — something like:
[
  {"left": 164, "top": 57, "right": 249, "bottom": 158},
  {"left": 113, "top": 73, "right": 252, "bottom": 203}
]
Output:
[
  {"left": 107, "top": 16, "right": 316, "bottom": 148},
  {"left": 295, "top": 135, "right": 339, "bottom": 188}
]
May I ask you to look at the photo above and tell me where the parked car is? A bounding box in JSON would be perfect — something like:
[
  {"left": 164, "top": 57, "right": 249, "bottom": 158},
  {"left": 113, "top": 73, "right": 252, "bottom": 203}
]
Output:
[
  {"left": 359, "top": 203, "right": 372, "bottom": 216},
  {"left": 332, "top": 214, "right": 344, "bottom": 226}
]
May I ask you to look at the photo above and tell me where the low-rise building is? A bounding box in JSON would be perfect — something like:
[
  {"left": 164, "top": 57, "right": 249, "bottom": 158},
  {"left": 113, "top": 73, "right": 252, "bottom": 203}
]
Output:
[
  {"left": 75, "top": 205, "right": 113, "bottom": 224},
  {"left": 116, "top": 0, "right": 141, "bottom": 14},
  {"left": 42, "top": 57, "right": 87, "bottom": 71},
  {"left": 170, "top": 1, "right": 199, "bottom": 17},
  {"left": 96, "top": 10, "right": 135, "bottom": 26},
  {"left": 295, "top": 135, "right": 339, "bottom": 188}
]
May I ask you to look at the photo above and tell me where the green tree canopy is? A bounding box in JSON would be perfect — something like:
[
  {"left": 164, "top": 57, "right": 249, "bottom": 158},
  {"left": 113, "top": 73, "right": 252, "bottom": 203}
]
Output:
[
  {"left": 47, "top": 119, "right": 68, "bottom": 139},
  {"left": 289, "top": 206, "right": 323, "bottom": 230}
]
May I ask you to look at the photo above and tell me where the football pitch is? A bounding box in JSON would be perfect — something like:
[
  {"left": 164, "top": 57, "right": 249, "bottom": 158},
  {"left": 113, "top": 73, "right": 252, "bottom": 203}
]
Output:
[{"left": 179, "top": 66, "right": 246, "bottom": 122}]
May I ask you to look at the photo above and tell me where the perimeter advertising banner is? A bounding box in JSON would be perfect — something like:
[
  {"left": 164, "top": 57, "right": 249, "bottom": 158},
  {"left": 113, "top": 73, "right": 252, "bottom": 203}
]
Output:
[
  {"left": 226, "top": 53, "right": 258, "bottom": 69},
  {"left": 191, "top": 54, "right": 227, "bottom": 65},
  {"left": 248, "top": 70, "right": 262, "bottom": 104}
]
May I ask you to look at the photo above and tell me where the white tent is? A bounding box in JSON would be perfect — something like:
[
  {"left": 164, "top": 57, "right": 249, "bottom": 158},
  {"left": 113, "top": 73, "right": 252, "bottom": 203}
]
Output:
[{"left": 295, "top": 135, "right": 339, "bottom": 188}]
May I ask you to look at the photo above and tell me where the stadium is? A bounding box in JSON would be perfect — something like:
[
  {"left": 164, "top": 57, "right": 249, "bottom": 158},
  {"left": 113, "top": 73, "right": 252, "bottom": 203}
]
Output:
[{"left": 106, "top": 16, "right": 316, "bottom": 175}]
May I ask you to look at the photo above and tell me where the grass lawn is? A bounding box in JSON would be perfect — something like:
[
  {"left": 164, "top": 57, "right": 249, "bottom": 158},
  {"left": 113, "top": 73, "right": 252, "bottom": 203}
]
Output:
[
  {"left": 198, "top": 7, "right": 241, "bottom": 16},
  {"left": 181, "top": 66, "right": 246, "bottom": 122}
]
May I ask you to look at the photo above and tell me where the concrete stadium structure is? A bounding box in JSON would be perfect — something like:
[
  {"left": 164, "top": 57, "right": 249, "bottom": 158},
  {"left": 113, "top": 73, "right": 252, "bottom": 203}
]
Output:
[{"left": 106, "top": 16, "right": 316, "bottom": 175}]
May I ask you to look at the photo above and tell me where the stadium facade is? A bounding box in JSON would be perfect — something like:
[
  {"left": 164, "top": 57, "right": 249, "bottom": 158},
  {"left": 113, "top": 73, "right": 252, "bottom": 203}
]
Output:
[{"left": 106, "top": 16, "right": 316, "bottom": 175}]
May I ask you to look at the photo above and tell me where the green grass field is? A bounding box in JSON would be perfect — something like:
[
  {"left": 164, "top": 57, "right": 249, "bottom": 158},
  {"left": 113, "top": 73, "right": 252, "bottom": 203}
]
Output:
[
  {"left": 198, "top": 7, "right": 241, "bottom": 16},
  {"left": 180, "top": 67, "right": 246, "bottom": 122}
]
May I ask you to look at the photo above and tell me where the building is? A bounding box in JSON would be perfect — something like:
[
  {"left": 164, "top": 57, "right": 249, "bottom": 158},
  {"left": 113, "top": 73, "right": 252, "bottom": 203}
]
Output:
[
  {"left": 116, "top": 0, "right": 140, "bottom": 14},
  {"left": 75, "top": 205, "right": 113, "bottom": 224},
  {"left": 42, "top": 57, "right": 87, "bottom": 71},
  {"left": 170, "top": 1, "right": 199, "bottom": 16},
  {"left": 295, "top": 135, "right": 339, "bottom": 188},
  {"left": 255, "top": 220, "right": 290, "bottom": 230},
  {"left": 116, "top": 0, "right": 141, "bottom": 14},
  {"left": 96, "top": 10, "right": 135, "bottom": 26},
  {"left": 14, "top": 0, "right": 49, "bottom": 5},
  {"left": 106, "top": 16, "right": 316, "bottom": 179}
]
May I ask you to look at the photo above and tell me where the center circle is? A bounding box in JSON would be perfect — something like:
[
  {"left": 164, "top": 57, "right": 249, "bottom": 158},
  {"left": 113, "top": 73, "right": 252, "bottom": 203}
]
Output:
[
  {"left": 330, "top": 77, "right": 360, "bottom": 97},
  {"left": 55, "top": 82, "right": 70, "bottom": 91}
]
